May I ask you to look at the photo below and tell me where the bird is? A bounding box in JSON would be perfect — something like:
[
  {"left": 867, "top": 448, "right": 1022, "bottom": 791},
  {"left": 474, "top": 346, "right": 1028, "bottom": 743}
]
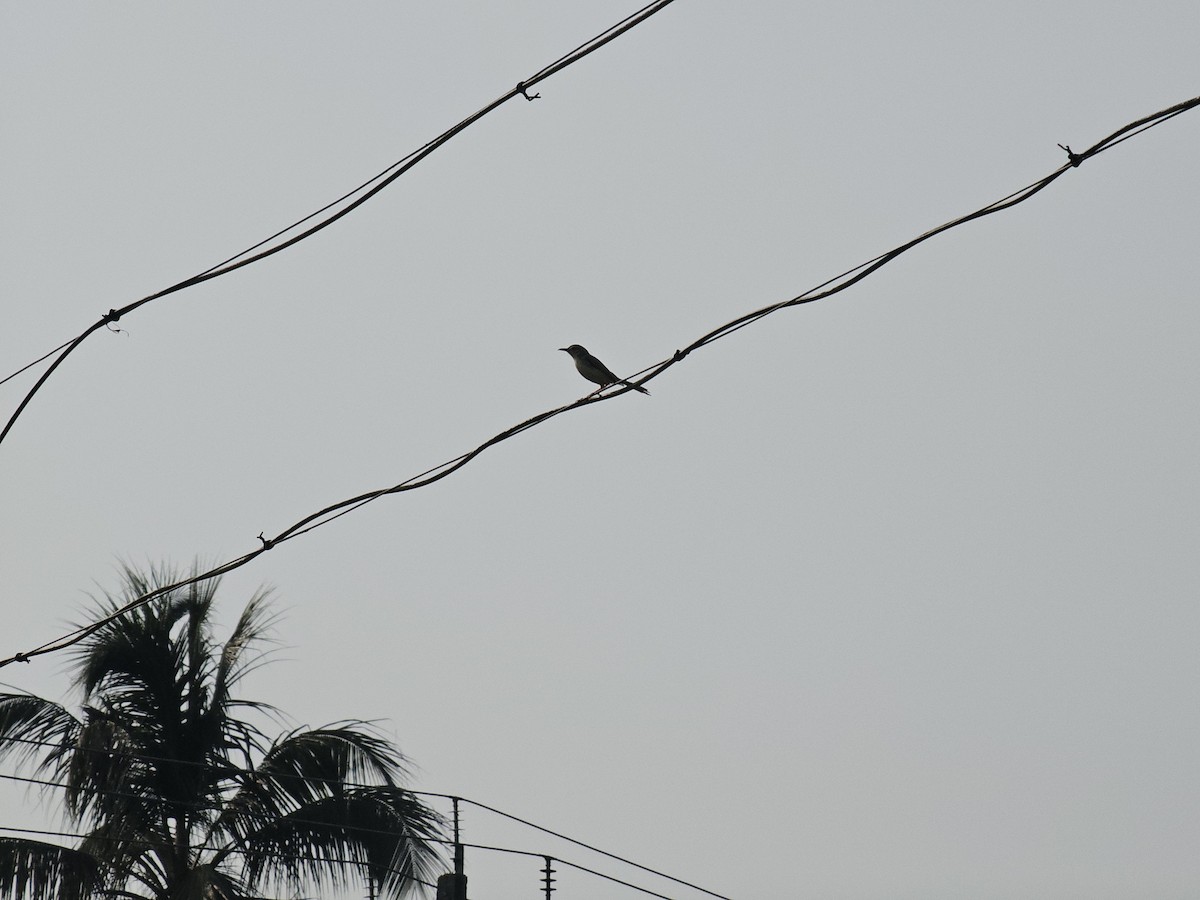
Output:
[{"left": 559, "top": 344, "right": 649, "bottom": 395}]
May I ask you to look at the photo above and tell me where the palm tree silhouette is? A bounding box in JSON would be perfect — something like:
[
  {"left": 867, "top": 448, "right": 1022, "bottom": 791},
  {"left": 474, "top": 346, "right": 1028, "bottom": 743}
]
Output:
[{"left": 0, "top": 566, "right": 444, "bottom": 900}]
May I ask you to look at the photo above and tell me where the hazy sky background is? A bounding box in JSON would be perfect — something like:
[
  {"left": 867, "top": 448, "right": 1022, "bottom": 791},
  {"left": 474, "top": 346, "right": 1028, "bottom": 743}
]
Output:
[{"left": 2, "top": 3, "right": 1198, "bottom": 898}]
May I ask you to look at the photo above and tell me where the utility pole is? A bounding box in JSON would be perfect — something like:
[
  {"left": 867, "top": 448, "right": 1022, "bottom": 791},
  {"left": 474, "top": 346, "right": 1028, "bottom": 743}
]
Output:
[
  {"left": 436, "top": 798, "right": 468, "bottom": 900},
  {"left": 541, "top": 856, "right": 556, "bottom": 900}
]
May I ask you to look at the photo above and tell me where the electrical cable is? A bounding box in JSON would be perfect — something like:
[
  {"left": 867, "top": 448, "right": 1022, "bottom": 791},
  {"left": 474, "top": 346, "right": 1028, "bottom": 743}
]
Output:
[
  {"left": 0, "top": 822, "right": 693, "bottom": 900},
  {"left": 0, "top": 0, "right": 680, "bottom": 450},
  {"left": 0, "top": 824, "right": 442, "bottom": 895},
  {"left": 460, "top": 797, "right": 731, "bottom": 900},
  {"left": 0, "top": 339, "right": 74, "bottom": 389},
  {"left": 1, "top": 91, "right": 1196, "bottom": 672},
  {"left": 0, "top": 739, "right": 734, "bottom": 899}
]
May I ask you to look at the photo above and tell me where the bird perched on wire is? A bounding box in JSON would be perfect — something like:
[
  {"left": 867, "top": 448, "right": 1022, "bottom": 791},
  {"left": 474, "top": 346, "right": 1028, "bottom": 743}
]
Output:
[{"left": 559, "top": 344, "right": 649, "bottom": 396}]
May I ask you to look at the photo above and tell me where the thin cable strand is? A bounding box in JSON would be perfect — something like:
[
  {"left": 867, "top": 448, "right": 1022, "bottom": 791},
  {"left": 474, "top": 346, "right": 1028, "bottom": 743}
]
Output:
[
  {"left": 2, "top": 92, "right": 1195, "bottom": 672},
  {"left": 461, "top": 797, "right": 731, "bottom": 900},
  {"left": 0, "top": 823, "right": 691, "bottom": 900},
  {"left": 0, "top": 768, "right": 723, "bottom": 899},
  {"left": 0, "top": 0, "right": 680, "bottom": 451},
  {"left": 0, "top": 339, "right": 74, "bottom": 389},
  {"left": 0, "top": 738, "right": 730, "bottom": 898},
  {"left": 0, "top": 824, "right": 441, "bottom": 894}
]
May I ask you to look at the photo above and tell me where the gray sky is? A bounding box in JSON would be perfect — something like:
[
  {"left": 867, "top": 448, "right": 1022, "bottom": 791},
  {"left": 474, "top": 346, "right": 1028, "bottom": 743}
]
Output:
[{"left": 2, "top": 2, "right": 1198, "bottom": 898}]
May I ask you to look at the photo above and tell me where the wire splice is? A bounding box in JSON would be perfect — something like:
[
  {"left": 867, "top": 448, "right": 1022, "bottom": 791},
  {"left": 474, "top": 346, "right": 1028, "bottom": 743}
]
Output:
[
  {"left": 1058, "top": 143, "right": 1084, "bottom": 167},
  {"left": 516, "top": 81, "right": 541, "bottom": 101}
]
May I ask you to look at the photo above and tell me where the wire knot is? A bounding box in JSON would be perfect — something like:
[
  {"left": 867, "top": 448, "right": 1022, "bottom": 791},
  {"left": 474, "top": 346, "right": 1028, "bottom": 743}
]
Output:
[
  {"left": 672, "top": 348, "right": 690, "bottom": 362},
  {"left": 516, "top": 81, "right": 541, "bottom": 102},
  {"left": 102, "top": 308, "right": 122, "bottom": 324},
  {"left": 257, "top": 532, "right": 275, "bottom": 550},
  {"left": 13, "top": 652, "right": 29, "bottom": 663},
  {"left": 1057, "top": 143, "right": 1084, "bottom": 167}
]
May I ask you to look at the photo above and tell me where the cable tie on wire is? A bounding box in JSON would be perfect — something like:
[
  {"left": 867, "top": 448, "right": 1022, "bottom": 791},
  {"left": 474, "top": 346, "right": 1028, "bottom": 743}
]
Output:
[
  {"left": 13, "top": 652, "right": 28, "bottom": 663},
  {"left": 257, "top": 532, "right": 275, "bottom": 550},
  {"left": 1057, "top": 143, "right": 1084, "bottom": 167},
  {"left": 101, "top": 308, "right": 129, "bottom": 335},
  {"left": 516, "top": 82, "right": 541, "bottom": 101},
  {"left": 672, "top": 348, "right": 690, "bottom": 362}
]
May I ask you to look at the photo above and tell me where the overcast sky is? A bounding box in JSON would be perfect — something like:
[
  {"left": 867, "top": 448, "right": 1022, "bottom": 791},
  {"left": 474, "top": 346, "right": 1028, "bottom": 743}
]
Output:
[{"left": 2, "top": 3, "right": 1198, "bottom": 898}]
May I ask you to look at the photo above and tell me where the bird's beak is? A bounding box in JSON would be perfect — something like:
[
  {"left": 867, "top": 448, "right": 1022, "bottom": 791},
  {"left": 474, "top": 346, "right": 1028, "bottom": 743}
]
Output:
[{"left": 558, "top": 347, "right": 569, "bottom": 352}]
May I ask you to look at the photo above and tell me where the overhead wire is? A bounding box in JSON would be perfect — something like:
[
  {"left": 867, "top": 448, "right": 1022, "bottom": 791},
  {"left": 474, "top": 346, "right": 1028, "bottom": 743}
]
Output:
[
  {"left": 0, "top": 822, "right": 687, "bottom": 900},
  {"left": 0, "top": 735, "right": 734, "bottom": 899},
  {"left": 0, "top": 339, "right": 74, "bottom": 389},
  {"left": 1, "top": 92, "right": 1196, "bottom": 672},
  {"left": 0, "top": 770, "right": 442, "bottom": 872},
  {"left": 0, "top": 787, "right": 707, "bottom": 900},
  {"left": 447, "top": 840, "right": 685, "bottom": 900},
  {"left": 0, "top": 824, "right": 441, "bottom": 896},
  {"left": 459, "top": 796, "right": 732, "bottom": 900},
  {"left": 0, "top": 0, "right": 680, "bottom": 450}
]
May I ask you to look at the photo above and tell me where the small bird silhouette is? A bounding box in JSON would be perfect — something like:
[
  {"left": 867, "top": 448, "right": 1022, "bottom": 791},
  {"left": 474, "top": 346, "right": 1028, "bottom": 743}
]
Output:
[{"left": 559, "top": 344, "right": 649, "bottom": 395}]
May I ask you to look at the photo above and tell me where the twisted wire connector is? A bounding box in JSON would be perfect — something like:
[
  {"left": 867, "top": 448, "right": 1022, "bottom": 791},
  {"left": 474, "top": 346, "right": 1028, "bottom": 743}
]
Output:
[{"left": 1057, "top": 143, "right": 1084, "bottom": 167}]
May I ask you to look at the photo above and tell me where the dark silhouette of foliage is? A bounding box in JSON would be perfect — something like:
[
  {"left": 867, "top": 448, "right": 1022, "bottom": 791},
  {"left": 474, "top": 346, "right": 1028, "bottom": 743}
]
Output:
[{"left": 0, "top": 565, "right": 443, "bottom": 900}]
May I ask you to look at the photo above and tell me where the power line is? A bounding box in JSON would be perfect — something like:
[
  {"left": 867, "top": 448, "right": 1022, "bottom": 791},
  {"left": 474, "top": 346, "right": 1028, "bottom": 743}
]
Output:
[
  {"left": 0, "top": 745, "right": 734, "bottom": 899},
  {"left": 0, "top": 0, "right": 680, "bottom": 451},
  {"left": 447, "top": 841, "right": 684, "bottom": 900},
  {"left": 0, "top": 824, "right": 441, "bottom": 895},
  {"left": 0, "top": 728, "right": 735, "bottom": 898},
  {"left": 0, "top": 822, "right": 691, "bottom": 900},
  {"left": 459, "top": 797, "right": 731, "bottom": 900},
  {"left": 0, "top": 339, "right": 73, "bottom": 389},
  {"left": 1, "top": 91, "right": 1196, "bottom": 673}
]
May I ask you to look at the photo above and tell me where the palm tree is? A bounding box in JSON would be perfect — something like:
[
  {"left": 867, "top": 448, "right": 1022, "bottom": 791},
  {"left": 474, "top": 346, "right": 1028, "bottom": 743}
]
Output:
[{"left": 0, "top": 565, "right": 445, "bottom": 900}]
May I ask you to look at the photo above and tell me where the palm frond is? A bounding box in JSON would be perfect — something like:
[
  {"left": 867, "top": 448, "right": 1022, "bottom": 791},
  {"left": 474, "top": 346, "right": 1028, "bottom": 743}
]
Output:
[
  {"left": 73, "top": 562, "right": 223, "bottom": 699},
  {"left": 67, "top": 569, "right": 247, "bottom": 826},
  {"left": 0, "top": 837, "right": 102, "bottom": 900},
  {"left": 233, "top": 788, "right": 445, "bottom": 899},
  {"left": 151, "top": 860, "right": 253, "bottom": 900},
  {"left": 72, "top": 803, "right": 179, "bottom": 894},
  {"left": 0, "top": 694, "right": 81, "bottom": 777},
  {"left": 64, "top": 710, "right": 146, "bottom": 826},
  {"left": 214, "top": 723, "right": 416, "bottom": 851},
  {"left": 2, "top": 564, "right": 437, "bottom": 900},
  {"left": 265, "top": 725, "right": 412, "bottom": 793},
  {"left": 206, "top": 590, "right": 281, "bottom": 768},
  {"left": 214, "top": 588, "right": 280, "bottom": 698}
]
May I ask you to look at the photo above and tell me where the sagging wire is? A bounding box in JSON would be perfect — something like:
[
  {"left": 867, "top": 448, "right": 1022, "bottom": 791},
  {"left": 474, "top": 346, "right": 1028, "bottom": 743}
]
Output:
[
  {"left": 2, "top": 92, "right": 1195, "bottom": 672},
  {"left": 0, "top": 823, "right": 441, "bottom": 895},
  {"left": 0, "top": 825, "right": 694, "bottom": 899},
  {"left": 0, "top": 0, "right": 681, "bottom": 451},
  {"left": 0, "top": 743, "right": 733, "bottom": 898}
]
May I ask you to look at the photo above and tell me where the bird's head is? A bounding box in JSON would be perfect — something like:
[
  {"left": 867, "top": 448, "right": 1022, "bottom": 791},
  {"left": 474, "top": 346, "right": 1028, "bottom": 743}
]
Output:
[{"left": 559, "top": 344, "right": 587, "bottom": 358}]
